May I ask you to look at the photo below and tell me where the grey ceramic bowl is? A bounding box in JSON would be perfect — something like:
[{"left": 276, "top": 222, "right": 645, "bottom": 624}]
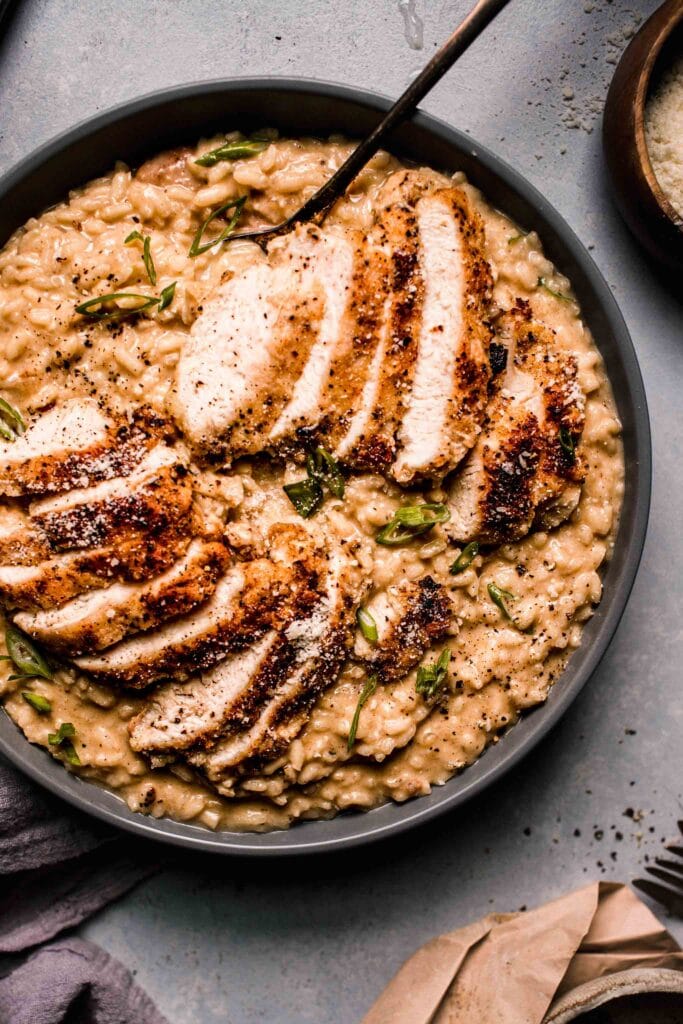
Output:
[{"left": 0, "top": 79, "right": 651, "bottom": 855}]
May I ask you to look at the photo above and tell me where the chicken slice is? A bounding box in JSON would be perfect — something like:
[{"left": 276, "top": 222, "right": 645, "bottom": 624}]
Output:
[
  {"left": 74, "top": 524, "right": 321, "bottom": 688},
  {"left": 0, "top": 513, "right": 52, "bottom": 566},
  {"left": 0, "top": 521, "right": 197, "bottom": 611},
  {"left": 29, "top": 444, "right": 192, "bottom": 552},
  {"left": 184, "top": 541, "right": 368, "bottom": 787},
  {"left": 447, "top": 301, "right": 586, "bottom": 544},
  {"left": 129, "top": 630, "right": 285, "bottom": 756},
  {"left": 13, "top": 538, "right": 230, "bottom": 656},
  {"left": 171, "top": 259, "right": 324, "bottom": 460},
  {"left": 391, "top": 183, "right": 492, "bottom": 482},
  {"left": 0, "top": 400, "right": 170, "bottom": 497},
  {"left": 358, "top": 576, "right": 453, "bottom": 683},
  {"left": 267, "top": 226, "right": 372, "bottom": 448},
  {"left": 335, "top": 179, "right": 425, "bottom": 473}
]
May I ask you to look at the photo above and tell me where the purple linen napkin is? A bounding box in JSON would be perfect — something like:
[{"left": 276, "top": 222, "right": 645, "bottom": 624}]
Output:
[{"left": 0, "top": 756, "right": 169, "bottom": 1023}]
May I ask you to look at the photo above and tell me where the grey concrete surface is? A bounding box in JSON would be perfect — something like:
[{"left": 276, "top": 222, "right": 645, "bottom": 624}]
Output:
[{"left": 0, "top": 1, "right": 681, "bottom": 1021}]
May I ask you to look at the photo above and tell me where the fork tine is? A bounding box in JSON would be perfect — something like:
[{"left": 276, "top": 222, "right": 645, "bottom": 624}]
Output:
[
  {"left": 654, "top": 857, "right": 683, "bottom": 876},
  {"left": 645, "top": 864, "right": 683, "bottom": 889},
  {"left": 678, "top": 820, "right": 683, "bottom": 836},
  {"left": 665, "top": 845, "right": 683, "bottom": 858},
  {"left": 633, "top": 877, "right": 683, "bottom": 915}
]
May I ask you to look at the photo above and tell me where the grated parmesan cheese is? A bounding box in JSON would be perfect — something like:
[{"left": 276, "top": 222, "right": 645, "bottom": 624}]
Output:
[{"left": 645, "top": 54, "right": 683, "bottom": 217}]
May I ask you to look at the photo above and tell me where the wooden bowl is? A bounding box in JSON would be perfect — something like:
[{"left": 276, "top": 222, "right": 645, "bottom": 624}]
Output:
[{"left": 603, "top": 0, "right": 683, "bottom": 271}]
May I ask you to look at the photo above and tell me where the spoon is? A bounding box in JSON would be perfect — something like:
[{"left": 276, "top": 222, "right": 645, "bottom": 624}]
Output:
[{"left": 230, "top": 0, "right": 511, "bottom": 247}]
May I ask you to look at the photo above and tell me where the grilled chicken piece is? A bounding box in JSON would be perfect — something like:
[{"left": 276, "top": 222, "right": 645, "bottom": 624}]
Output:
[
  {"left": 0, "top": 517, "right": 198, "bottom": 612},
  {"left": 29, "top": 444, "right": 192, "bottom": 553},
  {"left": 266, "top": 226, "right": 383, "bottom": 450},
  {"left": 182, "top": 543, "right": 368, "bottom": 787},
  {"left": 0, "top": 400, "right": 170, "bottom": 497},
  {"left": 447, "top": 302, "right": 586, "bottom": 544},
  {"left": 13, "top": 538, "right": 230, "bottom": 655},
  {"left": 358, "top": 576, "right": 453, "bottom": 683},
  {"left": 75, "top": 524, "right": 321, "bottom": 688},
  {"left": 171, "top": 258, "right": 324, "bottom": 460},
  {"left": 174, "top": 170, "right": 492, "bottom": 484}
]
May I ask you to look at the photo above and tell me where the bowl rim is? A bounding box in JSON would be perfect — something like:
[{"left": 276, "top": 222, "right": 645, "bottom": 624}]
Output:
[{"left": 0, "top": 76, "right": 652, "bottom": 855}]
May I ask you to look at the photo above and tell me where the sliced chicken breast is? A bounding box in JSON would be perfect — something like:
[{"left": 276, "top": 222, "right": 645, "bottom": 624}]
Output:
[
  {"left": 0, "top": 514, "right": 52, "bottom": 566},
  {"left": 188, "top": 554, "right": 367, "bottom": 789},
  {"left": 75, "top": 525, "right": 322, "bottom": 688},
  {"left": 29, "top": 444, "right": 192, "bottom": 552},
  {"left": 338, "top": 170, "right": 492, "bottom": 480},
  {"left": 267, "top": 226, "right": 366, "bottom": 446},
  {"left": 359, "top": 576, "right": 453, "bottom": 683},
  {"left": 13, "top": 538, "right": 230, "bottom": 655},
  {"left": 0, "top": 400, "right": 169, "bottom": 497},
  {"left": 0, "top": 522, "right": 196, "bottom": 611},
  {"left": 391, "top": 184, "right": 492, "bottom": 482},
  {"left": 171, "top": 259, "right": 324, "bottom": 459},
  {"left": 447, "top": 301, "right": 586, "bottom": 544}
]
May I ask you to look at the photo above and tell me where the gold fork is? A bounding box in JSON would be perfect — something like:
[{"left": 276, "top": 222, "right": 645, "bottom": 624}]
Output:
[{"left": 633, "top": 820, "right": 683, "bottom": 917}]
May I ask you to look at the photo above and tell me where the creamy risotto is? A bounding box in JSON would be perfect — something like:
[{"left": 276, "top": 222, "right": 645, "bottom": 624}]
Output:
[{"left": 0, "top": 132, "right": 623, "bottom": 832}]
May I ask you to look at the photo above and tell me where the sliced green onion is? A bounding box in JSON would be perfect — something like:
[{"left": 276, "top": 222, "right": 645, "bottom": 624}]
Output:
[
  {"left": 488, "top": 582, "right": 515, "bottom": 620},
  {"left": 22, "top": 691, "right": 52, "bottom": 713},
  {"left": 157, "top": 281, "right": 176, "bottom": 312},
  {"left": 538, "top": 277, "right": 572, "bottom": 302},
  {"left": 283, "top": 477, "right": 323, "bottom": 519},
  {"left": 559, "top": 426, "right": 576, "bottom": 462},
  {"left": 2, "top": 626, "right": 52, "bottom": 680},
  {"left": 356, "top": 607, "right": 378, "bottom": 644},
  {"left": 0, "top": 397, "right": 26, "bottom": 442},
  {"left": 415, "top": 648, "right": 451, "bottom": 701},
  {"left": 347, "top": 674, "right": 378, "bottom": 750},
  {"left": 75, "top": 283, "right": 176, "bottom": 323},
  {"left": 124, "top": 231, "right": 157, "bottom": 285},
  {"left": 75, "top": 292, "right": 161, "bottom": 323},
  {"left": 195, "top": 139, "right": 268, "bottom": 167},
  {"left": 188, "top": 195, "right": 247, "bottom": 257},
  {"left": 450, "top": 541, "right": 479, "bottom": 575},
  {"left": 507, "top": 232, "right": 528, "bottom": 245},
  {"left": 376, "top": 503, "right": 450, "bottom": 546},
  {"left": 142, "top": 235, "right": 156, "bottom": 285},
  {"left": 48, "top": 721, "right": 80, "bottom": 765},
  {"left": 306, "top": 446, "right": 345, "bottom": 499}
]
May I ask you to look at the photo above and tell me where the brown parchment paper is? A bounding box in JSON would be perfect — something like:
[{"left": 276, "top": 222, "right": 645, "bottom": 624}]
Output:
[{"left": 362, "top": 883, "right": 683, "bottom": 1024}]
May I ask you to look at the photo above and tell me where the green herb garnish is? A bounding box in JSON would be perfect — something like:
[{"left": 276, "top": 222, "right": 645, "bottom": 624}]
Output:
[
  {"left": 48, "top": 721, "right": 81, "bottom": 766},
  {"left": 450, "top": 541, "right": 479, "bottom": 575},
  {"left": 538, "top": 277, "right": 572, "bottom": 302},
  {"left": 283, "top": 477, "right": 323, "bottom": 519},
  {"left": 195, "top": 139, "right": 268, "bottom": 167},
  {"left": 22, "top": 691, "right": 52, "bottom": 713},
  {"left": 415, "top": 649, "right": 451, "bottom": 701},
  {"left": 1, "top": 626, "right": 52, "bottom": 680},
  {"left": 188, "top": 195, "right": 247, "bottom": 257},
  {"left": 75, "top": 285, "right": 176, "bottom": 323},
  {"left": 488, "top": 582, "right": 515, "bottom": 620},
  {"left": 559, "top": 426, "right": 576, "bottom": 462},
  {"left": 284, "top": 446, "right": 345, "bottom": 518},
  {"left": 507, "top": 232, "right": 528, "bottom": 245},
  {"left": 356, "top": 607, "right": 378, "bottom": 644},
  {"left": 125, "top": 230, "right": 157, "bottom": 285},
  {"left": 0, "top": 397, "right": 26, "bottom": 442},
  {"left": 306, "top": 446, "right": 345, "bottom": 499},
  {"left": 157, "top": 281, "right": 176, "bottom": 312},
  {"left": 347, "top": 674, "right": 378, "bottom": 750},
  {"left": 376, "top": 503, "right": 450, "bottom": 546}
]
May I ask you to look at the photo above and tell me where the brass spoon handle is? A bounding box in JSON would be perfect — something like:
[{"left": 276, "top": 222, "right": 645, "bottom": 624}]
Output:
[{"left": 234, "top": 0, "right": 512, "bottom": 245}]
